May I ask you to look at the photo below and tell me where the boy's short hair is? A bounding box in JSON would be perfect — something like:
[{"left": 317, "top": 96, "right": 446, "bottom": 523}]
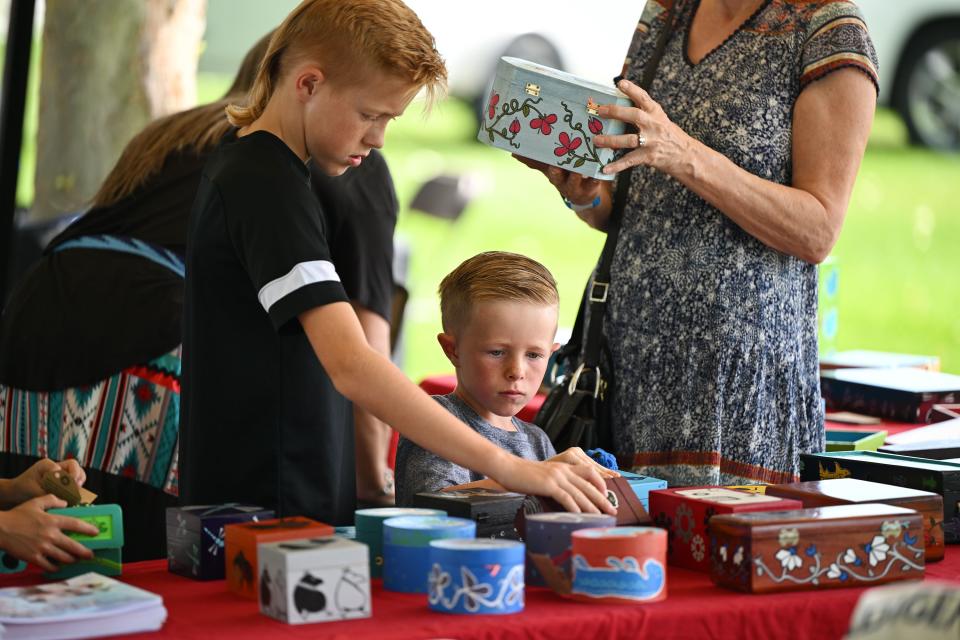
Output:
[
  {"left": 439, "top": 252, "right": 559, "bottom": 334},
  {"left": 227, "top": 0, "right": 447, "bottom": 127}
]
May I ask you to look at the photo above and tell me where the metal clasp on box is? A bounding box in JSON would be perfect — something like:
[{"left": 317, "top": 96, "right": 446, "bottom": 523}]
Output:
[
  {"left": 525, "top": 83, "right": 540, "bottom": 97},
  {"left": 589, "top": 281, "right": 609, "bottom": 303},
  {"left": 586, "top": 97, "right": 599, "bottom": 115}
]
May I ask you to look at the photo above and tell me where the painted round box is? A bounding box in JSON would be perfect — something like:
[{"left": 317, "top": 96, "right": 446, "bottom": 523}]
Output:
[
  {"left": 570, "top": 527, "right": 667, "bottom": 604},
  {"left": 427, "top": 539, "right": 525, "bottom": 615},
  {"left": 354, "top": 507, "right": 445, "bottom": 578},
  {"left": 524, "top": 513, "right": 616, "bottom": 588},
  {"left": 478, "top": 56, "right": 633, "bottom": 180},
  {"left": 382, "top": 516, "right": 475, "bottom": 593}
]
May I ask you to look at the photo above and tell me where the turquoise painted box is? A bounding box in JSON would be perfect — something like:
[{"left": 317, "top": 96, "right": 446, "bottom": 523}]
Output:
[
  {"left": 618, "top": 471, "right": 668, "bottom": 512},
  {"left": 478, "top": 57, "right": 632, "bottom": 180},
  {"left": 45, "top": 503, "right": 124, "bottom": 579},
  {"left": 825, "top": 429, "right": 888, "bottom": 452}
]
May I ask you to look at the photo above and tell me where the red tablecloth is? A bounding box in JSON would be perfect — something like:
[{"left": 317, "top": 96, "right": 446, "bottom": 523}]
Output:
[{"left": 3, "top": 552, "right": 959, "bottom": 640}]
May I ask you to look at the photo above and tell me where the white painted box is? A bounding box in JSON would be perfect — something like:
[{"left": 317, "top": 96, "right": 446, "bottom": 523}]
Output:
[{"left": 258, "top": 537, "right": 371, "bottom": 624}]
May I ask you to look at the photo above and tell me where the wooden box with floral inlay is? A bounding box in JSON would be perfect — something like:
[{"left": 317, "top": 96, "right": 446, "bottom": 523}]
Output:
[
  {"left": 799, "top": 451, "right": 960, "bottom": 544},
  {"left": 764, "top": 479, "right": 944, "bottom": 562},
  {"left": 478, "top": 57, "right": 632, "bottom": 180},
  {"left": 709, "top": 504, "right": 925, "bottom": 594},
  {"left": 648, "top": 487, "right": 803, "bottom": 573}
]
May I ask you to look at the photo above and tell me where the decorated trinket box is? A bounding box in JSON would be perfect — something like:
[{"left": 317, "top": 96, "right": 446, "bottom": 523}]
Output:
[
  {"left": 825, "top": 429, "right": 888, "bottom": 452},
  {"left": 819, "top": 350, "right": 940, "bottom": 372},
  {"left": 765, "top": 478, "right": 944, "bottom": 561},
  {"left": 382, "top": 516, "right": 476, "bottom": 594},
  {"left": 258, "top": 537, "right": 370, "bottom": 624},
  {"left": 428, "top": 539, "right": 525, "bottom": 615},
  {"left": 166, "top": 504, "right": 274, "bottom": 580},
  {"left": 413, "top": 489, "right": 524, "bottom": 540},
  {"left": 46, "top": 504, "right": 124, "bottom": 579},
  {"left": 570, "top": 527, "right": 667, "bottom": 604},
  {"left": 524, "top": 512, "right": 616, "bottom": 589},
  {"left": 931, "top": 404, "right": 960, "bottom": 423},
  {"left": 618, "top": 471, "right": 668, "bottom": 512},
  {"left": 799, "top": 451, "right": 960, "bottom": 543},
  {"left": 516, "top": 477, "right": 650, "bottom": 539},
  {"left": 879, "top": 439, "right": 960, "bottom": 460},
  {"left": 354, "top": 507, "right": 445, "bottom": 578},
  {"left": 224, "top": 516, "right": 333, "bottom": 599},
  {"left": 648, "top": 487, "right": 803, "bottom": 573},
  {"left": 820, "top": 368, "right": 960, "bottom": 423},
  {"left": 478, "top": 57, "right": 632, "bottom": 180},
  {"left": 709, "top": 503, "right": 925, "bottom": 594}
]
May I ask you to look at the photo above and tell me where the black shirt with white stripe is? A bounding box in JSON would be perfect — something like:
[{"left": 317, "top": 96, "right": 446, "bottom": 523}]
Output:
[{"left": 179, "top": 130, "right": 354, "bottom": 524}]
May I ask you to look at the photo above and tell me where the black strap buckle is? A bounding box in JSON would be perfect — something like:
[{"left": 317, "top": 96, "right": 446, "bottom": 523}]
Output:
[{"left": 589, "top": 281, "right": 609, "bottom": 303}]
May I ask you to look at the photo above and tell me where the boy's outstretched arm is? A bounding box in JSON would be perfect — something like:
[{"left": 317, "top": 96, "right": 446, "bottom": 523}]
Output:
[{"left": 299, "top": 303, "right": 615, "bottom": 515}]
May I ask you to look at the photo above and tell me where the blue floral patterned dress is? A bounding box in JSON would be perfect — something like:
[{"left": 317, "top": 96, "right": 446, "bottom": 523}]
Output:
[{"left": 607, "top": 0, "right": 878, "bottom": 484}]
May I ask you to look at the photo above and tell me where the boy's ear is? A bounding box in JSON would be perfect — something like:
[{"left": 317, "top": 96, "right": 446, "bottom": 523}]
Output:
[
  {"left": 437, "top": 332, "right": 459, "bottom": 367},
  {"left": 551, "top": 342, "right": 561, "bottom": 354},
  {"left": 295, "top": 66, "right": 326, "bottom": 102}
]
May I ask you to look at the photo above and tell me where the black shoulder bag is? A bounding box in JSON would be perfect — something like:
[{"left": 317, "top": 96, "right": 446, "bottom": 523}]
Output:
[{"left": 535, "top": 8, "right": 676, "bottom": 454}]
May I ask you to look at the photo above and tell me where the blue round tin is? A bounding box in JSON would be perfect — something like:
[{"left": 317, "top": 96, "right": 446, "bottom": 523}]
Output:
[
  {"left": 524, "top": 512, "right": 617, "bottom": 587},
  {"left": 382, "top": 516, "right": 475, "bottom": 593},
  {"left": 428, "top": 539, "right": 525, "bottom": 614},
  {"left": 354, "top": 507, "right": 445, "bottom": 579}
]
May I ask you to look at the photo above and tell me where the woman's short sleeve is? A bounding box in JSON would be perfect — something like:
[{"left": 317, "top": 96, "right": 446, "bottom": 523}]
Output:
[{"left": 800, "top": 1, "right": 879, "bottom": 94}]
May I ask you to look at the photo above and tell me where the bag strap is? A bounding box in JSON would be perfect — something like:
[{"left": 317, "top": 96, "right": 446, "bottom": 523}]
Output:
[{"left": 578, "top": 4, "right": 677, "bottom": 371}]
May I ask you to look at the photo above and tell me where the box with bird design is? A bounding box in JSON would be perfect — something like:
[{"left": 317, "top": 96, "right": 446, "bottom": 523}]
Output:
[
  {"left": 166, "top": 504, "right": 274, "bottom": 580},
  {"left": 709, "top": 503, "right": 924, "bottom": 594},
  {"left": 478, "top": 57, "right": 632, "bottom": 180},
  {"left": 258, "top": 537, "right": 371, "bottom": 625},
  {"left": 799, "top": 451, "right": 960, "bottom": 543},
  {"left": 224, "top": 516, "right": 333, "bottom": 599},
  {"left": 648, "top": 487, "right": 803, "bottom": 573}
]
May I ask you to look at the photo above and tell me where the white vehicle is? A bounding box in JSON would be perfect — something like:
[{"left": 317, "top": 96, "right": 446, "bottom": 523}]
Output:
[{"left": 404, "top": 0, "right": 960, "bottom": 149}]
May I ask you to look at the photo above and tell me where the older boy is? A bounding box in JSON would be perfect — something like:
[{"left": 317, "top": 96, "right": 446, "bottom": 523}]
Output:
[
  {"left": 179, "top": 0, "right": 613, "bottom": 522},
  {"left": 396, "top": 252, "right": 617, "bottom": 506}
]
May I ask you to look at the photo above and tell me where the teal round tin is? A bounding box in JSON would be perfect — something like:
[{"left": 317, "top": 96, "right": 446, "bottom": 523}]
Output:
[
  {"left": 382, "top": 516, "right": 476, "bottom": 593},
  {"left": 428, "top": 539, "right": 525, "bottom": 615},
  {"left": 354, "top": 507, "right": 445, "bottom": 578}
]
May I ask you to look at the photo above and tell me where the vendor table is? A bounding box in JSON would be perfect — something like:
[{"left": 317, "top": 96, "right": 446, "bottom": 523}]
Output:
[{"left": 3, "top": 552, "right": 959, "bottom": 640}]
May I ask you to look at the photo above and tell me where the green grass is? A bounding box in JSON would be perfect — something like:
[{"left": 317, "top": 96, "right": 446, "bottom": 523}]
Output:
[{"left": 12, "top": 70, "right": 960, "bottom": 380}]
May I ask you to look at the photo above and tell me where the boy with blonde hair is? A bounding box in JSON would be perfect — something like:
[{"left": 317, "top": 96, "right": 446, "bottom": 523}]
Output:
[
  {"left": 179, "top": 0, "right": 614, "bottom": 522},
  {"left": 396, "top": 252, "right": 617, "bottom": 506}
]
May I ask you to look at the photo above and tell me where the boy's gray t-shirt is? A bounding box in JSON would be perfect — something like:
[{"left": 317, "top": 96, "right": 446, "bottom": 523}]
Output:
[{"left": 395, "top": 393, "right": 557, "bottom": 506}]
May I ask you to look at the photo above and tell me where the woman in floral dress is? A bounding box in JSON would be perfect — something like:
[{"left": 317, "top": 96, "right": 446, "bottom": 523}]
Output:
[{"left": 520, "top": 0, "right": 878, "bottom": 484}]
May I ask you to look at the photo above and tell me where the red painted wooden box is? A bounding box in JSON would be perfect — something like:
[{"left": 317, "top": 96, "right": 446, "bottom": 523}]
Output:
[
  {"left": 709, "top": 503, "right": 925, "bottom": 594},
  {"left": 648, "top": 487, "right": 803, "bottom": 573},
  {"left": 765, "top": 478, "right": 944, "bottom": 561}
]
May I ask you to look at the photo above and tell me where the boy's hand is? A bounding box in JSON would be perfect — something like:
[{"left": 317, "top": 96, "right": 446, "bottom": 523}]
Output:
[
  {"left": 0, "top": 495, "right": 98, "bottom": 572},
  {"left": 549, "top": 447, "right": 621, "bottom": 479},
  {"left": 2, "top": 458, "right": 88, "bottom": 507},
  {"left": 496, "top": 457, "right": 616, "bottom": 515}
]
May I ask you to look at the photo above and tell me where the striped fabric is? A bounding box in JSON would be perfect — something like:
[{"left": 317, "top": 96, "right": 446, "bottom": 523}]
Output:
[
  {"left": 800, "top": 2, "right": 879, "bottom": 92},
  {"left": 0, "top": 347, "right": 181, "bottom": 495}
]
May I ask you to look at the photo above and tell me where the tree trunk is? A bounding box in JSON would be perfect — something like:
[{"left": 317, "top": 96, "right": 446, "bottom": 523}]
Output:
[{"left": 32, "top": 0, "right": 206, "bottom": 220}]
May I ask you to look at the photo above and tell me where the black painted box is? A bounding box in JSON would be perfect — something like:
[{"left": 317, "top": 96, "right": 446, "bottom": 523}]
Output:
[{"left": 166, "top": 504, "right": 274, "bottom": 580}]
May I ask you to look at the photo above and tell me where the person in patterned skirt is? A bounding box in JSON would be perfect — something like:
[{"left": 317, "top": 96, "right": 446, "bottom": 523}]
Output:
[{"left": 518, "top": 0, "right": 878, "bottom": 485}]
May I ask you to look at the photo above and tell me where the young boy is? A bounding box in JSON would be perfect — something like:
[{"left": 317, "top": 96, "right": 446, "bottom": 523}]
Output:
[
  {"left": 179, "top": 0, "right": 614, "bottom": 523},
  {"left": 396, "top": 252, "right": 617, "bottom": 505}
]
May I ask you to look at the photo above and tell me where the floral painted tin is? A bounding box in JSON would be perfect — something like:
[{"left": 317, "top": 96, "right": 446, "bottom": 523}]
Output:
[
  {"left": 709, "top": 503, "right": 925, "bottom": 594},
  {"left": 478, "top": 56, "right": 632, "bottom": 180}
]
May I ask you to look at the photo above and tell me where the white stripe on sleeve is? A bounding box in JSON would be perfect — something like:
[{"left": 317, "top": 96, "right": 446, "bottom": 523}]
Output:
[{"left": 257, "top": 260, "right": 341, "bottom": 312}]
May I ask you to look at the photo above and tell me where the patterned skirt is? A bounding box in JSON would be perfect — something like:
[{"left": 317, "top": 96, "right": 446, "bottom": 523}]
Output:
[{"left": 0, "top": 347, "right": 180, "bottom": 495}]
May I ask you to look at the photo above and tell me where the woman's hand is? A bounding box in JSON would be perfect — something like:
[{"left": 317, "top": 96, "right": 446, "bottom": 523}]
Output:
[
  {"left": 492, "top": 456, "right": 616, "bottom": 516},
  {"left": 0, "top": 495, "right": 98, "bottom": 572},
  {"left": 512, "top": 155, "right": 612, "bottom": 230},
  {"left": 594, "top": 78, "right": 694, "bottom": 176},
  {"left": 548, "top": 447, "right": 620, "bottom": 479},
  {"left": 0, "top": 458, "right": 88, "bottom": 508}
]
